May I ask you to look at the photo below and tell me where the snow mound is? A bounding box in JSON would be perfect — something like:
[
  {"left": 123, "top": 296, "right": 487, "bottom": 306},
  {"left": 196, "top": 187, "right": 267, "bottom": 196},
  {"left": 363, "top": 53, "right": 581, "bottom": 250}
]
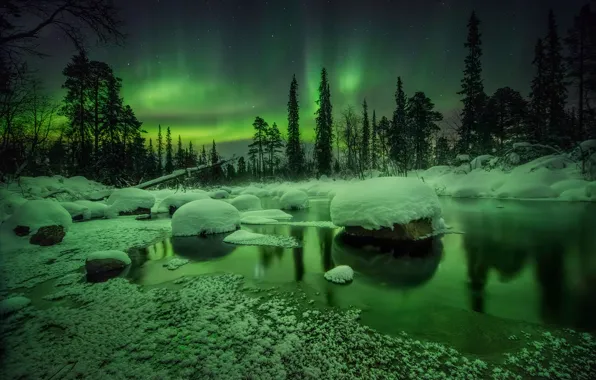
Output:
[
  {"left": 240, "top": 209, "right": 293, "bottom": 221},
  {"left": 223, "top": 230, "right": 299, "bottom": 248},
  {"left": 172, "top": 199, "right": 240, "bottom": 236},
  {"left": 74, "top": 200, "right": 108, "bottom": 219},
  {"left": 550, "top": 179, "right": 589, "bottom": 195},
  {"left": 470, "top": 155, "right": 494, "bottom": 169},
  {"left": 229, "top": 194, "right": 262, "bottom": 211},
  {"left": 210, "top": 189, "right": 230, "bottom": 199},
  {"left": 1, "top": 199, "right": 72, "bottom": 235},
  {"left": 0, "top": 296, "right": 31, "bottom": 316},
  {"left": 240, "top": 216, "right": 278, "bottom": 225},
  {"left": 59, "top": 202, "right": 91, "bottom": 221},
  {"left": 324, "top": 265, "right": 354, "bottom": 284},
  {"left": 164, "top": 257, "right": 190, "bottom": 270},
  {"left": 87, "top": 250, "right": 132, "bottom": 265},
  {"left": 105, "top": 188, "right": 155, "bottom": 218},
  {"left": 156, "top": 192, "right": 210, "bottom": 213},
  {"left": 0, "top": 194, "right": 27, "bottom": 216},
  {"left": 280, "top": 189, "right": 309, "bottom": 210},
  {"left": 586, "top": 182, "right": 596, "bottom": 199},
  {"left": 330, "top": 177, "right": 442, "bottom": 230}
]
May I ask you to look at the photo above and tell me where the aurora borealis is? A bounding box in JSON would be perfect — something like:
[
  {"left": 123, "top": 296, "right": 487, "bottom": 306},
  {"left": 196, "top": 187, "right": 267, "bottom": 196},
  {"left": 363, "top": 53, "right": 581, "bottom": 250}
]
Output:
[{"left": 38, "top": 0, "right": 584, "bottom": 155}]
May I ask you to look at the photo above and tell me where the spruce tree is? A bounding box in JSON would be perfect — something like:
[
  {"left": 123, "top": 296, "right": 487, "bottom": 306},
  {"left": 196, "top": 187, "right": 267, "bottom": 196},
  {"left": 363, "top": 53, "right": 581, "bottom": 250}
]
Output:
[
  {"left": 237, "top": 156, "right": 246, "bottom": 177},
  {"left": 248, "top": 116, "right": 268, "bottom": 177},
  {"left": 377, "top": 116, "right": 391, "bottom": 172},
  {"left": 175, "top": 135, "right": 185, "bottom": 169},
  {"left": 226, "top": 163, "right": 236, "bottom": 180},
  {"left": 145, "top": 138, "right": 157, "bottom": 177},
  {"left": 529, "top": 39, "right": 549, "bottom": 143},
  {"left": 164, "top": 126, "right": 173, "bottom": 174},
  {"left": 187, "top": 141, "right": 197, "bottom": 167},
  {"left": 361, "top": 99, "right": 370, "bottom": 170},
  {"left": 371, "top": 110, "right": 378, "bottom": 170},
  {"left": 391, "top": 77, "right": 408, "bottom": 174},
  {"left": 286, "top": 74, "right": 303, "bottom": 176},
  {"left": 434, "top": 136, "right": 451, "bottom": 166},
  {"left": 484, "top": 87, "right": 527, "bottom": 152},
  {"left": 457, "top": 11, "right": 486, "bottom": 155},
  {"left": 200, "top": 145, "right": 208, "bottom": 166},
  {"left": 210, "top": 140, "right": 223, "bottom": 181},
  {"left": 545, "top": 10, "right": 568, "bottom": 146},
  {"left": 314, "top": 67, "right": 333, "bottom": 176},
  {"left": 156, "top": 125, "right": 163, "bottom": 174},
  {"left": 266, "top": 122, "right": 284, "bottom": 176},
  {"left": 407, "top": 92, "right": 443, "bottom": 170}
]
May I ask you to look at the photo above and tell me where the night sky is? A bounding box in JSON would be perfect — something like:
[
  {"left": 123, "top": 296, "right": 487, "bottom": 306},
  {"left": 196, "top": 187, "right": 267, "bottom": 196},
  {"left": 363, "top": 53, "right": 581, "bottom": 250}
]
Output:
[{"left": 35, "top": 0, "right": 585, "bottom": 155}]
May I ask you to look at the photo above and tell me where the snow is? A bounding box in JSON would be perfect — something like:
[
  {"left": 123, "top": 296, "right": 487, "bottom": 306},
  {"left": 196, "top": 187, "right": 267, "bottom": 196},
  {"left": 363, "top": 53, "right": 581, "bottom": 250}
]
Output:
[
  {"left": 171, "top": 199, "right": 240, "bottom": 236},
  {"left": 59, "top": 201, "right": 91, "bottom": 220},
  {"left": 324, "top": 265, "right": 354, "bottom": 284},
  {"left": 330, "top": 177, "right": 442, "bottom": 230},
  {"left": 0, "top": 296, "right": 31, "bottom": 315},
  {"left": 105, "top": 188, "right": 155, "bottom": 218},
  {"left": 74, "top": 200, "right": 108, "bottom": 219},
  {"left": 280, "top": 189, "right": 309, "bottom": 210},
  {"left": 456, "top": 154, "right": 470, "bottom": 162},
  {"left": 0, "top": 194, "right": 27, "bottom": 217},
  {"left": 240, "top": 216, "right": 278, "bottom": 224},
  {"left": 579, "top": 139, "right": 596, "bottom": 152},
  {"left": 1, "top": 199, "right": 72, "bottom": 236},
  {"left": 550, "top": 179, "right": 589, "bottom": 194},
  {"left": 155, "top": 192, "right": 210, "bottom": 213},
  {"left": 240, "top": 209, "right": 293, "bottom": 221},
  {"left": 470, "top": 155, "right": 494, "bottom": 169},
  {"left": 229, "top": 194, "right": 262, "bottom": 211},
  {"left": 223, "top": 229, "right": 299, "bottom": 248},
  {"left": 87, "top": 250, "right": 132, "bottom": 265},
  {"left": 209, "top": 189, "right": 230, "bottom": 199},
  {"left": 164, "top": 257, "right": 190, "bottom": 270}
]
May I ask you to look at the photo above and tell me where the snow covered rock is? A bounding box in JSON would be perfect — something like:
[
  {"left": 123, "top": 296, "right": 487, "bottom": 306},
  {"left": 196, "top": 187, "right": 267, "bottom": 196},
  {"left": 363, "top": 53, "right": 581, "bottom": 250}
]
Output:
[
  {"left": 330, "top": 177, "right": 442, "bottom": 240},
  {"left": 171, "top": 199, "right": 240, "bottom": 236},
  {"left": 1, "top": 199, "right": 71, "bottom": 246},
  {"left": 280, "top": 189, "right": 309, "bottom": 210},
  {"left": 86, "top": 250, "right": 131, "bottom": 279},
  {"left": 240, "top": 209, "right": 293, "bottom": 221},
  {"left": 470, "top": 155, "right": 494, "bottom": 170},
  {"left": 209, "top": 189, "right": 230, "bottom": 199},
  {"left": 240, "top": 216, "right": 278, "bottom": 225},
  {"left": 0, "top": 296, "right": 31, "bottom": 316},
  {"left": 324, "top": 265, "right": 354, "bottom": 284},
  {"left": 223, "top": 229, "right": 299, "bottom": 248},
  {"left": 156, "top": 192, "right": 210, "bottom": 215},
  {"left": 74, "top": 200, "right": 108, "bottom": 219},
  {"left": 86, "top": 189, "right": 114, "bottom": 201},
  {"left": 229, "top": 194, "right": 262, "bottom": 211},
  {"left": 105, "top": 188, "right": 155, "bottom": 218},
  {"left": 0, "top": 194, "right": 27, "bottom": 216},
  {"left": 164, "top": 257, "right": 190, "bottom": 271},
  {"left": 60, "top": 201, "right": 91, "bottom": 221}
]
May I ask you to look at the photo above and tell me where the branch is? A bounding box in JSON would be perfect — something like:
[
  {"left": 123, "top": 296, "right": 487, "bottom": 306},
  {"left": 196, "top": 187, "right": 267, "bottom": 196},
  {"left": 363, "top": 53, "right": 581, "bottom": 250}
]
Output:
[{"left": 0, "top": 3, "right": 70, "bottom": 45}]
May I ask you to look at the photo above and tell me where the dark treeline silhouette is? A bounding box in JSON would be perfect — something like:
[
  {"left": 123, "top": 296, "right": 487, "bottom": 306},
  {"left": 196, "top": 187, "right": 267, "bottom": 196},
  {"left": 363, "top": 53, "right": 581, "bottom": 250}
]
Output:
[{"left": 2, "top": 3, "right": 595, "bottom": 184}]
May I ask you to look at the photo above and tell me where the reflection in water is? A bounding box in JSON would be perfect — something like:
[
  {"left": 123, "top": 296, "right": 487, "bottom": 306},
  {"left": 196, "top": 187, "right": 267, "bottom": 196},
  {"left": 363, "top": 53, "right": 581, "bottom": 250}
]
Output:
[
  {"left": 332, "top": 231, "right": 443, "bottom": 288},
  {"left": 171, "top": 235, "right": 236, "bottom": 261},
  {"left": 319, "top": 227, "right": 335, "bottom": 272},
  {"left": 291, "top": 227, "right": 305, "bottom": 282}
]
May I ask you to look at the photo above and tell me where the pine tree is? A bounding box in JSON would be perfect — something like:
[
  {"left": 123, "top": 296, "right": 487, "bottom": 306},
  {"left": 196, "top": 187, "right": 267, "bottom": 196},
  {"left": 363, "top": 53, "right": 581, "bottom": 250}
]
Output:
[
  {"left": 286, "top": 74, "right": 304, "bottom": 176},
  {"left": 407, "top": 92, "right": 443, "bottom": 170},
  {"left": 361, "top": 99, "right": 370, "bottom": 170},
  {"left": 175, "top": 135, "right": 185, "bottom": 169},
  {"left": 187, "top": 141, "right": 197, "bottom": 167},
  {"left": 145, "top": 138, "right": 158, "bottom": 177},
  {"left": 248, "top": 116, "right": 268, "bottom": 177},
  {"left": 457, "top": 11, "right": 486, "bottom": 155},
  {"left": 314, "top": 67, "right": 333, "bottom": 176},
  {"left": 156, "top": 125, "right": 163, "bottom": 174},
  {"left": 200, "top": 145, "right": 207, "bottom": 166},
  {"left": 390, "top": 77, "right": 408, "bottom": 174},
  {"left": 210, "top": 140, "right": 223, "bottom": 181},
  {"left": 237, "top": 156, "right": 246, "bottom": 177},
  {"left": 164, "top": 126, "right": 173, "bottom": 174},
  {"left": 371, "top": 110, "right": 378, "bottom": 170},
  {"left": 266, "top": 122, "right": 284, "bottom": 176},
  {"left": 545, "top": 10, "right": 568, "bottom": 146},
  {"left": 377, "top": 116, "right": 391, "bottom": 172},
  {"left": 484, "top": 87, "right": 527, "bottom": 152},
  {"left": 434, "top": 136, "right": 451, "bottom": 165},
  {"left": 564, "top": 4, "right": 595, "bottom": 140},
  {"left": 529, "top": 39, "right": 549, "bottom": 143},
  {"left": 226, "top": 163, "right": 236, "bottom": 180}
]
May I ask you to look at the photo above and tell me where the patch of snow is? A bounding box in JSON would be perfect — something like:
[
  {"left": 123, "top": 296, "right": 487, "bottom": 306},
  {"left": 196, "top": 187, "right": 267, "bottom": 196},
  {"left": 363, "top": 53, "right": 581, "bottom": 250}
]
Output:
[
  {"left": 324, "top": 265, "right": 354, "bottom": 284},
  {"left": 0, "top": 296, "right": 31, "bottom": 316},
  {"left": 155, "top": 192, "right": 210, "bottom": 213},
  {"left": 171, "top": 199, "right": 240, "bottom": 236},
  {"left": 456, "top": 154, "right": 470, "bottom": 162},
  {"left": 275, "top": 221, "right": 338, "bottom": 229},
  {"left": 87, "top": 250, "right": 132, "bottom": 265},
  {"left": 240, "top": 216, "right": 278, "bottom": 224},
  {"left": 470, "top": 155, "right": 494, "bottom": 170},
  {"left": 74, "top": 200, "right": 108, "bottom": 219},
  {"left": 550, "top": 179, "right": 589, "bottom": 195},
  {"left": 59, "top": 201, "right": 91, "bottom": 220},
  {"left": 240, "top": 209, "right": 293, "bottom": 221},
  {"left": 330, "top": 177, "right": 442, "bottom": 230},
  {"left": 224, "top": 229, "right": 299, "bottom": 248},
  {"left": 513, "top": 142, "right": 531, "bottom": 149},
  {"left": 105, "top": 188, "right": 155, "bottom": 218},
  {"left": 229, "top": 194, "right": 262, "bottom": 211},
  {"left": 280, "top": 189, "right": 309, "bottom": 210},
  {"left": 209, "top": 189, "right": 229, "bottom": 199},
  {"left": 164, "top": 257, "right": 190, "bottom": 270},
  {"left": 1, "top": 199, "right": 72, "bottom": 236}
]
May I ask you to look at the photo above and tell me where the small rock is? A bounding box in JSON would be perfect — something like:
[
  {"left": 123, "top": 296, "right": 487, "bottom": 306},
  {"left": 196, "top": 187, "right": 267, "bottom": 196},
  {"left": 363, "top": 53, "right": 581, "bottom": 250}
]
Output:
[
  {"left": 29, "top": 225, "right": 65, "bottom": 246},
  {"left": 13, "top": 225, "right": 30, "bottom": 236}
]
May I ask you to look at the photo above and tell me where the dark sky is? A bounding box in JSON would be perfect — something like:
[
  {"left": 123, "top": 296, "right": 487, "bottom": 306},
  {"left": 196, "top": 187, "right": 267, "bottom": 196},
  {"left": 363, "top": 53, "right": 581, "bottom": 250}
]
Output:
[{"left": 36, "top": 0, "right": 585, "bottom": 154}]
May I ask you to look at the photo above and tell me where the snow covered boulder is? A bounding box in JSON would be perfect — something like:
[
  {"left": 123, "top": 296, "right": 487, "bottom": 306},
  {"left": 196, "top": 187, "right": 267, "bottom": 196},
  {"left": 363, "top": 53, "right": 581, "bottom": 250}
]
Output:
[
  {"left": 171, "top": 199, "right": 240, "bottom": 236},
  {"left": 470, "top": 155, "right": 494, "bottom": 170},
  {"left": 1, "top": 200, "right": 71, "bottom": 246},
  {"left": 0, "top": 296, "right": 31, "bottom": 316},
  {"left": 156, "top": 192, "right": 210, "bottom": 215},
  {"left": 209, "top": 189, "right": 230, "bottom": 199},
  {"left": 324, "top": 265, "right": 354, "bottom": 284},
  {"left": 105, "top": 188, "right": 155, "bottom": 218},
  {"left": 229, "top": 194, "right": 262, "bottom": 211},
  {"left": 60, "top": 201, "right": 91, "bottom": 221},
  {"left": 0, "top": 194, "right": 27, "bottom": 216},
  {"left": 330, "top": 177, "right": 442, "bottom": 241},
  {"left": 74, "top": 200, "right": 108, "bottom": 219},
  {"left": 86, "top": 250, "right": 131, "bottom": 281},
  {"left": 280, "top": 189, "right": 309, "bottom": 210}
]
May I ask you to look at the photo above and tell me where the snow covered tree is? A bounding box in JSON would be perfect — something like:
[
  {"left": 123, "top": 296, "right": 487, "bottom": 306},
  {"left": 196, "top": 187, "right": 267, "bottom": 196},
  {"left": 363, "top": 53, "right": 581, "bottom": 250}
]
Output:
[
  {"left": 286, "top": 75, "right": 304, "bottom": 176},
  {"left": 361, "top": 99, "right": 370, "bottom": 170},
  {"left": 164, "top": 126, "right": 173, "bottom": 174},
  {"left": 314, "top": 67, "right": 333, "bottom": 176},
  {"left": 390, "top": 76, "right": 409, "bottom": 175},
  {"left": 456, "top": 11, "right": 486, "bottom": 155},
  {"left": 248, "top": 116, "right": 268, "bottom": 178},
  {"left": 371, "top": 110, "right": 378, "bottom": 170},
  {"left": 156, "top": 124, "right": 163, "bottom": 174},
  {"left": 266, "top": 122, "right": 284, "bottom": 176},
  {"left": 407, "top": 92, "right": 443, "bottom": 170}
]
